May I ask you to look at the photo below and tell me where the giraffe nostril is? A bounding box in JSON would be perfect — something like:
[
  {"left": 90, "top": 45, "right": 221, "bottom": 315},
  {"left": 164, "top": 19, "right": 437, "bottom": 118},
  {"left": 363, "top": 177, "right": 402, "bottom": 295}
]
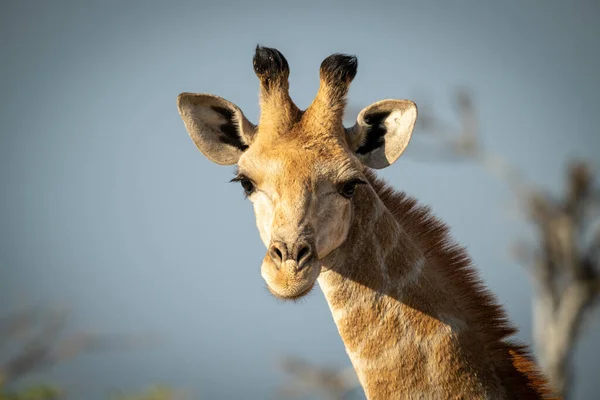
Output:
[
  {"left": 297, "top": 246, "right": 309, "bottom": 262},
  {"left": 269, "top": 240, "right": 314, "bottom": 269},
  {"left": 295, "top": 242, "right": 314, "bottom": 269},
  {"left": 269, "top": 241, "right": 287, "bottom": 267}
]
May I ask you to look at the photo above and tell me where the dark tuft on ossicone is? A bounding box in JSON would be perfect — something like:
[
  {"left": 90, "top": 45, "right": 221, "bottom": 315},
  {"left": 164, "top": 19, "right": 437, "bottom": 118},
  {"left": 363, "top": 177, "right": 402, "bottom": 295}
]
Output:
[
  {"left": 319, "top": 53, "right": 358, "bottom": 84},
  {"left": 253, "top": 45, "right": 290, "bottom": 84}
]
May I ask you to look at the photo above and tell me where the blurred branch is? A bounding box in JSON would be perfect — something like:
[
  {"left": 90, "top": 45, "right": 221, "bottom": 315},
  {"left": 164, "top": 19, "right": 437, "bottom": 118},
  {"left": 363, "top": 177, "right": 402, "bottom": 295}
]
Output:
[
  {"left": 413, "top": 89, "right": 534, "bottom": 200},
  {"left": 0, "top": 308, "right": 41, "bottom": 345},
  {"left": 0, "top": 307, "right": 160, "bottom": 389},
  {"left": 276, "top": 355, "right": 359, "bottom": 400},
  {"left": 415, "top": 89, "right": 600, "bottom": 399}
]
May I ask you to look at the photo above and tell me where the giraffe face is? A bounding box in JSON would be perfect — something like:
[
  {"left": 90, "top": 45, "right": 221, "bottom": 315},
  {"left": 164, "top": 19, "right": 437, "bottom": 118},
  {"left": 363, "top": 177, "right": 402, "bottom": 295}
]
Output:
[
  {"left": 177, "top": 46, "right": 418, "bottom": 300},
  {"left": 234, "top": 133, "right": 366, "bottom": 300}
]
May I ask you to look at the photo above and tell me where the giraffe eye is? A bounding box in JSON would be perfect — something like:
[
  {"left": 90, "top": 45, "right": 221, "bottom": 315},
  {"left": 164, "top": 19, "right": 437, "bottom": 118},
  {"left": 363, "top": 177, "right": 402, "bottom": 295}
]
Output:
[
  {"left": 240, "top": 178, "right": 255, "bottom": 195},
  {"left": 230, "top": 174, "right": 255, "bottom": 197},
  {"left": 339, "top": 179, "right": 366, "bottom": 199}
]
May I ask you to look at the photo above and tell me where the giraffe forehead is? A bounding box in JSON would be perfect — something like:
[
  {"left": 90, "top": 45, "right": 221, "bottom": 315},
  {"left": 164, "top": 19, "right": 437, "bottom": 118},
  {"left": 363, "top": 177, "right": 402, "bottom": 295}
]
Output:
[{"left": 240, "top": 144, "right": 359, "bottom": 184}]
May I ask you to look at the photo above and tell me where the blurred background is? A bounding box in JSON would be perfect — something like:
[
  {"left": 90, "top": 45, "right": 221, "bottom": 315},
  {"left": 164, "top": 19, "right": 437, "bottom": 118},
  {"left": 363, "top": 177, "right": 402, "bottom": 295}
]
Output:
[{"left": 1, "top": 1, "right": 599, "bottom": 399}]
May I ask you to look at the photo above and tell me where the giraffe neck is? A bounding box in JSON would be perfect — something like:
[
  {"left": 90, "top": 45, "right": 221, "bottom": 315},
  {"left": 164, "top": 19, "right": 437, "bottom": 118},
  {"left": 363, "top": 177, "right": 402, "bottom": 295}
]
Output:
[{"left": 317, "top": 170, "right": 552, "bottom": 400}]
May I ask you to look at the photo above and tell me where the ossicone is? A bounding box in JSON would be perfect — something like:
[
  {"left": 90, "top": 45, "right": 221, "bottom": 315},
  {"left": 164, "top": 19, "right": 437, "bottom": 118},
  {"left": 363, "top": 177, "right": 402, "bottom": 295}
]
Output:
[
  {"left": 319, "top": 53, "right": 358, "bottom": 84},
  {"left": 253, "top": 45, "right": 290, "bottom": 86}
]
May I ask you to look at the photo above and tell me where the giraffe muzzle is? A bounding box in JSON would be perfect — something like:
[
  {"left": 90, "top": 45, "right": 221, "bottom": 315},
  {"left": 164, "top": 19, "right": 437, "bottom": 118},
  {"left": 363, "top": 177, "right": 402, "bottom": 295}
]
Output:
[{"left": 260, "top": 239, "right": 321, "bottom": 300}]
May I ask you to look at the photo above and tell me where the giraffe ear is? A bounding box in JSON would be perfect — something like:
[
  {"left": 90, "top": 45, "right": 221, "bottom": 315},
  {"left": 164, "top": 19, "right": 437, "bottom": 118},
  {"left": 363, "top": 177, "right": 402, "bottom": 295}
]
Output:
[
  {"left": 177, "top": 93, "right": 257, "bottom": 165},
  {"left": 345, "top": 99, "right": 417, "bottom": 169}
]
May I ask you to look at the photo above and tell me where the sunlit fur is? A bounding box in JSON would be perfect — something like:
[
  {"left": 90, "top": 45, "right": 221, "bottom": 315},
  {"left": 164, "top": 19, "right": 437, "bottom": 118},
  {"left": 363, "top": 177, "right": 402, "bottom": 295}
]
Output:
[{"left": 177, "top": 46, "right": 558, "bottom": 399}]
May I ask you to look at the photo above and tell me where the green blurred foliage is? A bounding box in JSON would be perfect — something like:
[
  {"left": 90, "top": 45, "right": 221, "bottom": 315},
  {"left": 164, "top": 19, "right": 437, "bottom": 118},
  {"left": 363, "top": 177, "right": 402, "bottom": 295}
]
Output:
[
  {"left": 0, "top": 384, "right": 61, "bottom": 400},
  {"left": 109, "top": 386, "right": 181, "bottom": 400},
  {"left": 0, "top": 383, "right": 180, "bottom": 400}
]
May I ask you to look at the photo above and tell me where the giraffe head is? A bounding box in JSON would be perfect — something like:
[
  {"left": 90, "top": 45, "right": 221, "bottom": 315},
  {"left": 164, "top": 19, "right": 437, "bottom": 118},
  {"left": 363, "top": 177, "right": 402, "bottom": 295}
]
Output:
[{"left": 177, "top": 46, "right": 417, "bottom": 300}]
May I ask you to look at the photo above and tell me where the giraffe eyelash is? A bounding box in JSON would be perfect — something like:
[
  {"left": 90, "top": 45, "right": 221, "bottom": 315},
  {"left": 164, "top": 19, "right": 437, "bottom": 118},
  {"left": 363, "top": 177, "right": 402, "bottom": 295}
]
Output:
[{"left": 230, "top": 172, "right": 255, "bottom": 198}]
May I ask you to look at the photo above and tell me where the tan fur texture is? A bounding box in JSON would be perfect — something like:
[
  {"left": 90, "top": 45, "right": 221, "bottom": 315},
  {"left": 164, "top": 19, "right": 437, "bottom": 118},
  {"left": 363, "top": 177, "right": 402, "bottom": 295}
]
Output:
[
  {"left": 177, "top": 46, "right": 558, "bottom": 399},
  {"left": 317, "top": 171, "right": 557, "bottom": 399}
]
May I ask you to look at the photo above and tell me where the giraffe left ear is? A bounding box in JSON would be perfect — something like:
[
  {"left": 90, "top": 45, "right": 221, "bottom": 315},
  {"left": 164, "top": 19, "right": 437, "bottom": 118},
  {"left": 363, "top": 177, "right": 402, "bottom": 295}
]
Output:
[{"left": 345, "top": 99, "right": 417, "bottom": 169}]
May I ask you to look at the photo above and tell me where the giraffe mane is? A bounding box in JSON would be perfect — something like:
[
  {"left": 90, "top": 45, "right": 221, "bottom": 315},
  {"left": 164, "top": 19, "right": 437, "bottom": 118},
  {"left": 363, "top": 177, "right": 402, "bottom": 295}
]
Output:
[{"left": 365, "top": 169, "right": 558, "bottom": 399}]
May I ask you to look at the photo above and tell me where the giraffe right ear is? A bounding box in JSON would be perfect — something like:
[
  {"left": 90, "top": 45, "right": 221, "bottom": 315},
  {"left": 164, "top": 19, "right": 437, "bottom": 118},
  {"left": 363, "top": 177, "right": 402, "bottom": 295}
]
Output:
[{"left": 177, "top": 93, "right": 257, "bottom": 165}]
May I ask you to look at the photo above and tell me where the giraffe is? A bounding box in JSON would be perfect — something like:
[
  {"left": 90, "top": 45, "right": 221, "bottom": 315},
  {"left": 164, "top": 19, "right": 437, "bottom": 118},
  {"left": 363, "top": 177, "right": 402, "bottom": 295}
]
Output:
[{"left": 176, "top": 46, "right": 557, "bottom": 399}]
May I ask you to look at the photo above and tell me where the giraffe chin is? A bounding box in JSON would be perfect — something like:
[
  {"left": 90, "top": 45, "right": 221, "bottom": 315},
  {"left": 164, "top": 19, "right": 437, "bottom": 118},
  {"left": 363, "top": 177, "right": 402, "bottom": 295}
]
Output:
[{"left": 260, "top": 258, "right": 322, "bottom": 301}]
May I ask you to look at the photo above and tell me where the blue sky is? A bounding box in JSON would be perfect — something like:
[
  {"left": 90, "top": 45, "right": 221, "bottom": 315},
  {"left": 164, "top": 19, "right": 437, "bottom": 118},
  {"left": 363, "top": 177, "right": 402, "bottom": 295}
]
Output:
[{"left": 1, "top": 1, "right": 599, "bottom": 399}]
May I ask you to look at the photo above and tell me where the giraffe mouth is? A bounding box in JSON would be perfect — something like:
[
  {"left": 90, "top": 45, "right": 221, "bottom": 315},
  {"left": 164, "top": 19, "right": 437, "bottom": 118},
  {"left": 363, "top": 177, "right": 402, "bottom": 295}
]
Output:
[
  {"left": 265, "top": 279, "right": 316, "bottom": 301},
  {"left": 260, "top": 255, "right": 322, "bottom": 301}
]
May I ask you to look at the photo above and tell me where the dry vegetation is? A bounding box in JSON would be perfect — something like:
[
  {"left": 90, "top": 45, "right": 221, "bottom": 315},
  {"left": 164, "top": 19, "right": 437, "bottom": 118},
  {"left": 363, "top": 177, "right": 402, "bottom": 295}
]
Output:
[{"left": 0, "top": 307, "right": 179, "bottom": 400}]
